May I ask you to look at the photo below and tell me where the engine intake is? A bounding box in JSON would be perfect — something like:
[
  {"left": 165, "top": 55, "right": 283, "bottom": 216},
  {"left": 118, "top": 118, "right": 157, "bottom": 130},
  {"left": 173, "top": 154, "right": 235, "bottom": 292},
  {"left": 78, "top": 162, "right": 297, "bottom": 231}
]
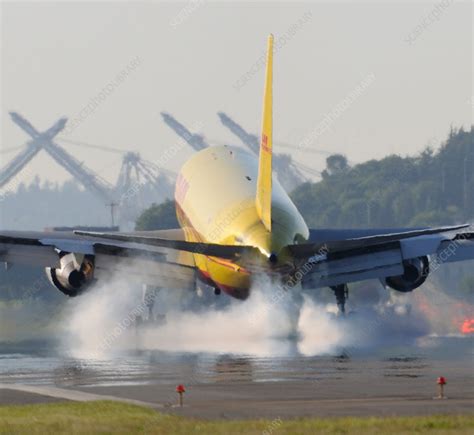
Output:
[
  {"left": 385, "top": 256, "right": 429, "bottom": 293},
  {"left": 46, "top": 252, "right": 95, "bottom": 297}
]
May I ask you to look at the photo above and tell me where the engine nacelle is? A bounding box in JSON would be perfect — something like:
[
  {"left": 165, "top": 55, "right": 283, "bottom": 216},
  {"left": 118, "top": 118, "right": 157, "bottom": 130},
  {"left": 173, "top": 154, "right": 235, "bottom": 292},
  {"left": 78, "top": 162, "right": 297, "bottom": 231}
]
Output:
[
  {"left": 385, "top": 256, "right": 429, "bottom": 293},
  {"left": 46, "top": 252, "right": 95, "bottom": 297}
]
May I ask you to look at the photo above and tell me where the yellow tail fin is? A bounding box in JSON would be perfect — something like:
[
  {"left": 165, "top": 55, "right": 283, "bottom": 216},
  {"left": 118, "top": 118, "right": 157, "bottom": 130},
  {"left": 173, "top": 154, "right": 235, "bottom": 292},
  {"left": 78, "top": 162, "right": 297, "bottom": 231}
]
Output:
[{"left": 256, "top": 34, "right": 273, "bottom": 232}]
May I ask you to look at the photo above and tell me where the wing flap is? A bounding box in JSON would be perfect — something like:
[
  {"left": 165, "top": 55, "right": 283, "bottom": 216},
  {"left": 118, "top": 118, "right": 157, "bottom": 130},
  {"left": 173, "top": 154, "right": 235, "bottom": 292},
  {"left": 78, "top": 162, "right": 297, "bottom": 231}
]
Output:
[
  {"left": 308, "top": 227, "right": 426, "bottom": 242},
  {"left": 433, "top": 235, "right": 474, "bottom": 264},
  {"left": 302, "top": 246, "right": 404, "bottom": 289},
  {"left": 0, "top": 243, "right": 60, "bottom": 268}
]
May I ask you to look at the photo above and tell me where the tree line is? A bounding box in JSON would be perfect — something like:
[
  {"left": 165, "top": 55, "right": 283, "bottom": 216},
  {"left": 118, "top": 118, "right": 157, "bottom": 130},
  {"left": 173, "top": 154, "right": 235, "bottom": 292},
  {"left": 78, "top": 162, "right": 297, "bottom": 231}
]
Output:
[{"left": 292, "top": 127, "right": 473, "bottom": 228}]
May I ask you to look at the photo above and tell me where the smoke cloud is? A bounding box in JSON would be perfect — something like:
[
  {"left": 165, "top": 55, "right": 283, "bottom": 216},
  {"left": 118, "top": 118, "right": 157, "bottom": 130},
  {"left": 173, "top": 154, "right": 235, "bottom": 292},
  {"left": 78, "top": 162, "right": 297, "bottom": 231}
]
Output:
[
  {"left": 55, "top": 270, "right": 450, "bottom": 360},
  {"left": 2, "top": 265, "right": 471, "bottom": 358}
]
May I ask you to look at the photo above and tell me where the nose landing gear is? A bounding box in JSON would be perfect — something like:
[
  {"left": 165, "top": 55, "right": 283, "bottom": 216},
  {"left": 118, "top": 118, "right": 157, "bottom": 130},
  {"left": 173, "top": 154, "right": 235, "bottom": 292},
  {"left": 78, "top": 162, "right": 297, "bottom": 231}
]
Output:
[{"left": 331, "top": 284, "right": 349, "bottom": 315}]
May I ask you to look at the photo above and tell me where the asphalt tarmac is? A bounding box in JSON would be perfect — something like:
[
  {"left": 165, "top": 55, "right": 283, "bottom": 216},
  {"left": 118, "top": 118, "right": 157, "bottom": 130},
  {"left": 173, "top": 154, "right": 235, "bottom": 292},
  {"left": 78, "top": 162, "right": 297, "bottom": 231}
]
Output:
[{"left": 0, "top": 336, "right": 472, "bottom": 419}]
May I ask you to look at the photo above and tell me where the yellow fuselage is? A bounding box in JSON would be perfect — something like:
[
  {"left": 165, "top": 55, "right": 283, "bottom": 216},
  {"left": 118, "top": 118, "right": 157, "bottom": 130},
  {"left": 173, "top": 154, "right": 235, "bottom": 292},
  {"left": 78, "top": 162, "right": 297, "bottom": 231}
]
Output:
[{"left": 175, "top": 145, "right": 309, "bottom": 299}]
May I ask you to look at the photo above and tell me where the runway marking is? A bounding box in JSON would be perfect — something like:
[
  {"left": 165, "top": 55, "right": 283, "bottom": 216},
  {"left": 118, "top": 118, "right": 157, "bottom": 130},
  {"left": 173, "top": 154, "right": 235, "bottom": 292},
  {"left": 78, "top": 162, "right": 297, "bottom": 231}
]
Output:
[{"left": 0, "top": 384, "right": 159, "bottom": 408}]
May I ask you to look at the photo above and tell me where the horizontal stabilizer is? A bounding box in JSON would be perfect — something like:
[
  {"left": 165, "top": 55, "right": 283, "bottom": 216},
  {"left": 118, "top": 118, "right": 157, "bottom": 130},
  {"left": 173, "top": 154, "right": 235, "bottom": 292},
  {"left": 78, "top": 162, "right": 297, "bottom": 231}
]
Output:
[
  {"left": 74, "top": 231, "right": 259, "bottom": 260},
  {"left": 289, "top": 224, "right": 471, "bottom": 258}
]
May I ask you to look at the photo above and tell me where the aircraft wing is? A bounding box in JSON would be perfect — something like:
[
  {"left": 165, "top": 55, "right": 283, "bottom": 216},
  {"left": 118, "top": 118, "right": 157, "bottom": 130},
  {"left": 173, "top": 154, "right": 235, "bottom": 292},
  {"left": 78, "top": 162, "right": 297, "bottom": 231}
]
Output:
[
  {"left": 0, "top": 229, "right": 256, "bottom": 290},
  {"left": 297, "top": 225, "right": 474, "bottom": 289}
]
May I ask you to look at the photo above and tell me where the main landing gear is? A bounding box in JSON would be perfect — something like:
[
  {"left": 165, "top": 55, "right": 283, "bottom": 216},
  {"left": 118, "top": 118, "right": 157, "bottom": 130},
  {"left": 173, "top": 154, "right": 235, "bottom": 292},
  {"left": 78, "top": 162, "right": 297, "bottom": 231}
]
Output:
[
  {"left": 142, "top": 285, "right": 160, "bottom": 322},
  {"left": 330, "top": 284, "right": 349, "bottom": 315}
]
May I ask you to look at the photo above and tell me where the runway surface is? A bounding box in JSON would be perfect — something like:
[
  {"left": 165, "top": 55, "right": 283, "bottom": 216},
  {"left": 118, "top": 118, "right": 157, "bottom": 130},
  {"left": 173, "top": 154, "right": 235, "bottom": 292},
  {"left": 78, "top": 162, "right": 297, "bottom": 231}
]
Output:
[{"left": 0, "top": 336, "right": 473, "bottom": 419}]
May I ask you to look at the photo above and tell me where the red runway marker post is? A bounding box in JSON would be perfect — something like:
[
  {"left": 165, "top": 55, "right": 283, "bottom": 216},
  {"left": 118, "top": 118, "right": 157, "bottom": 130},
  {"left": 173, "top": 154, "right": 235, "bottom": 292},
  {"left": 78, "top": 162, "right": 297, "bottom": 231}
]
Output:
[
  {"left": 436, "top": 376, "right": 447, "bottom": 399},
  {"left": 176, "top": 384, "right": 186, "bottom": 407}
]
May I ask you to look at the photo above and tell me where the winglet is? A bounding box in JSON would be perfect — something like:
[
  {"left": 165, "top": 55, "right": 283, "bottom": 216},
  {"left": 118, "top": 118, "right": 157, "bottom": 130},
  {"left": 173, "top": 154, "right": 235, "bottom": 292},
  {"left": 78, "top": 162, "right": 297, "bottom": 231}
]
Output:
[{"left": 256, "top": 34, "right": 273, "bottom": 232}]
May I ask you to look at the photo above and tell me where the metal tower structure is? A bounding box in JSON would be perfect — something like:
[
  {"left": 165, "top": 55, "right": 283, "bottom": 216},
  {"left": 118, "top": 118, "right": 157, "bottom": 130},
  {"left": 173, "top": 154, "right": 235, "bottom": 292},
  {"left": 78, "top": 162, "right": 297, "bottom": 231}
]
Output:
[
  {"left": 2, "top": 112, "right": 115, "bottom": 202},
  {"left": 57, "top": 138, "right": 176, "bottom": 226},
  {"left": 115, "top": 151, "right": 175, "bottom": 197}
]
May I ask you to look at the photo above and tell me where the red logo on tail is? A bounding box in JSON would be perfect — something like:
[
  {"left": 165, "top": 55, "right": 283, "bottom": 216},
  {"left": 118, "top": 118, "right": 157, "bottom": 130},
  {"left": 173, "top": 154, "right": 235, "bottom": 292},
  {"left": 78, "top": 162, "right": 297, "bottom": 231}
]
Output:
[{"left": 261, "top": 134, "right": 271, "bottom": 152}]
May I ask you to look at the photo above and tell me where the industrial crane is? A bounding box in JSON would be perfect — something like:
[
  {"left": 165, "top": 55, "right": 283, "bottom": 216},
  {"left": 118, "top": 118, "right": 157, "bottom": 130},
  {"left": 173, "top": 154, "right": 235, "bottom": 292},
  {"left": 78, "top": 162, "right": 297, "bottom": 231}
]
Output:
[
  {"left": 161, "top": 112, "right": 208, "bottom": 151},
  {"left": 1, "top": 113, "right": 174, "bottom": 227},
  {"left": 1, "top": 112, "right": 115, "bottom": 202},
  {"left": 57, "top": 138, "right": 175, "bottom": 225}
]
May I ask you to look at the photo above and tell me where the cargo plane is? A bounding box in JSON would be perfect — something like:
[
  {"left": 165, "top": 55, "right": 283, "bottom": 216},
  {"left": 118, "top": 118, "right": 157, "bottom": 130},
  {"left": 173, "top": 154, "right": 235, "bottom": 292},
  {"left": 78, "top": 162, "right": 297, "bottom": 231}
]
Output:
[{"left": 1, "top": 35, "right": 473, "bottom": 314}]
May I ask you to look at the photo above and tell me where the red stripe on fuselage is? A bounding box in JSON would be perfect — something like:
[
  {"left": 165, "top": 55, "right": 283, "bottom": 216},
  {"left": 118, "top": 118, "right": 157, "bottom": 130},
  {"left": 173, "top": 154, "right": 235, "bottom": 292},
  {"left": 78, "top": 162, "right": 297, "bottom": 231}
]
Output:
[{"left": 175, "top": 201, "right": 250, "bottom": 291}]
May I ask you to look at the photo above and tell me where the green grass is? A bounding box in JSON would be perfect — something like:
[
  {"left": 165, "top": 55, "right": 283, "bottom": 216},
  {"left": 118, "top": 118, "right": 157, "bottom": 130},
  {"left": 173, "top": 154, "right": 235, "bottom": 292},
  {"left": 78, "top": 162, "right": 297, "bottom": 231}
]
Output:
[{"left": 0, "top": 401, "right": 473, "bottom": 434}]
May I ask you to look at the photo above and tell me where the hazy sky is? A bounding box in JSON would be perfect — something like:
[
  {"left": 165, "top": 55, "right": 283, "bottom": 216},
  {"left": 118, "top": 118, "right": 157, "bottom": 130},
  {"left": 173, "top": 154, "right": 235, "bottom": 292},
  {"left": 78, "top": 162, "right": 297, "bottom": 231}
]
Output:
[{"left": 1, "top": 1, "right": 472, "bottom": 187}]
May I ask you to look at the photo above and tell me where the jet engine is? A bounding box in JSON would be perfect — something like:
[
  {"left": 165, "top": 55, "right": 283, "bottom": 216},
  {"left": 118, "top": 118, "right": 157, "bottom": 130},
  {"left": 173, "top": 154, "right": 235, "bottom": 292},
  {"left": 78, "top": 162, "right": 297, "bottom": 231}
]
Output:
[
  {"left": 385, "top": 256, "right": 429, "bottom": 292},
  {"left": 46, "top": 251, "right": 95, "bottom": 297}
]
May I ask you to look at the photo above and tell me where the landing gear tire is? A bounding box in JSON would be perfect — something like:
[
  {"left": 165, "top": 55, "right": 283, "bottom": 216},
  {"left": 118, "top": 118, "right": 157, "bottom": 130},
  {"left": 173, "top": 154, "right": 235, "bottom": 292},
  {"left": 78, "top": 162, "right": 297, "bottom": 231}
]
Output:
[
  {"left": 214, "top": 287, "right": 221, "bottom": 296},
  {"left": 331, "top": 284, "right": 348, "bottom": 315}
]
